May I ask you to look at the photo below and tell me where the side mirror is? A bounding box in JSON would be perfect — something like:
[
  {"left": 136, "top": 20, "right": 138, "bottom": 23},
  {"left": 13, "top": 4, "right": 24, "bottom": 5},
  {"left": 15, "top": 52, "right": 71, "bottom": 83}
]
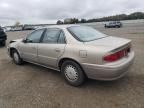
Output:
[
  {"left": 22, "top": 38, "right": 33, "bottom": 43},
  {"left": 22, "top": 39, "right": 27, "bottom": 43}
]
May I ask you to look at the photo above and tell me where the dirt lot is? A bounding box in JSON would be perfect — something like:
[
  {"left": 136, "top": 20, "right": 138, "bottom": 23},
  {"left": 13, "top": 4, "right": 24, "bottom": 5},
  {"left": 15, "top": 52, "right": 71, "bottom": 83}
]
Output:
[{"left": 0, "top": 23, "right": 144, "bottom": 108}]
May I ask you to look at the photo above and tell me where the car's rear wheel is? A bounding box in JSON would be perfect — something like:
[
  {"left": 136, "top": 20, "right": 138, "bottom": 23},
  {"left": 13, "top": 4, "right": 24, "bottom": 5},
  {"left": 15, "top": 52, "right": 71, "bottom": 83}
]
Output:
[
  {"left": 61, "top": 60, "right": 85, "bottom": 86},
  {"left": 12, "top": 49, "right": 23, "bottom": 65},
  {"left": 116, "top": 25, "right": 120, "bottom": 28},
  {"left": 104, "top": 25, "right": 107, "bottom": 28}
]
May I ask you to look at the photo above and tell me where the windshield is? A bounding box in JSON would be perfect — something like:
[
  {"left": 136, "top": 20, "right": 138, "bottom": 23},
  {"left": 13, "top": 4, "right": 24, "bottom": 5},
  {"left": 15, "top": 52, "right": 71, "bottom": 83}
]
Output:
[{"left": 67, "top": 26, "right": 107, "bottom": 42}]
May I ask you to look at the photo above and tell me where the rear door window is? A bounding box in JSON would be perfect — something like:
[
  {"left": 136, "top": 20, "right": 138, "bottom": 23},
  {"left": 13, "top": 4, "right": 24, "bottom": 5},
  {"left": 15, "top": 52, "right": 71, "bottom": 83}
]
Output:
[{"left": 41, "top": 28, "right": 61, "bottom": 43}]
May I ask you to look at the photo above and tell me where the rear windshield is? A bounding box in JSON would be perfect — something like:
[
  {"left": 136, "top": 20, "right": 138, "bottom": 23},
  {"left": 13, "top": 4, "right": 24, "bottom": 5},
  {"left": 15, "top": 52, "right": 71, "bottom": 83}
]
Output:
[{"left": 67, "top": 26, "right": 107, "bottom": 42}]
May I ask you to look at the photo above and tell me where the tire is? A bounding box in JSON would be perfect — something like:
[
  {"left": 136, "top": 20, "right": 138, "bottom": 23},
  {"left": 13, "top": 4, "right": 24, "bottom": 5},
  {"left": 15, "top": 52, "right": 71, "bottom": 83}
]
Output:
[
  {"left": 61, "top": 60, "right": 85, "bottom": 86},
  {"left": 12, "top": 49, "right": 23, "bottom": 65},
  {"left": 116, "top": 25, "right": 120, "bottom": 28},
  {"left": 104, "top": 25, "right": 107, "bottom": 28},
  {"left": 0, "top": 41, "right": 5, "bottom": 46},
  {"left": 2, "top": 41, "right": 6, "bottom": 46}
]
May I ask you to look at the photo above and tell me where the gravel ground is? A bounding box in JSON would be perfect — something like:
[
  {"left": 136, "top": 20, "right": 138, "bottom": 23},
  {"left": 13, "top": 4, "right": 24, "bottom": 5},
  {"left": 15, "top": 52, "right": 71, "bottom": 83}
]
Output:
[{"left": 0, "top": 23, "right": 144, "bottom": 108}]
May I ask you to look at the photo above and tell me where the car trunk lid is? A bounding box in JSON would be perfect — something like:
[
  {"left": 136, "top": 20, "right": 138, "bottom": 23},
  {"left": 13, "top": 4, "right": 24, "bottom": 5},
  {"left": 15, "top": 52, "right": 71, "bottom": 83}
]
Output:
[
  {"left": 84, "top": 36, "right": 131, "bottom": 63},
  {"left": 84, "top": 36, "right": 131, "bottom": 51}
]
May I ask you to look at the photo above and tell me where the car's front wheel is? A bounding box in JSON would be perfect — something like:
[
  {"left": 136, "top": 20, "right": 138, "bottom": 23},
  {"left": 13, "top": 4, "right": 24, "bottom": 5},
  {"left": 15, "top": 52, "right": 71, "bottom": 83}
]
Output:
[
  {"left": 61, "top": 60, "right": 85, "bottom": 86},
  {"left": 2, "top": 41, "right": 6, "bottom": 46},
  {"left": 0, "top": 41, "right": 6, "bottom": 46},
  {"left": 12, "top": 49, "right": 23, "bottom": 65}
]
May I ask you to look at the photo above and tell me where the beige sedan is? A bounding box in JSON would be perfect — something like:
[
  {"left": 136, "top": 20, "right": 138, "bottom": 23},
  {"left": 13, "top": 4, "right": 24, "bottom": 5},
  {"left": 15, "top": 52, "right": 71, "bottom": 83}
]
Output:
[{"left": 7, "top": 25, "right": 134, "bottom": 86}]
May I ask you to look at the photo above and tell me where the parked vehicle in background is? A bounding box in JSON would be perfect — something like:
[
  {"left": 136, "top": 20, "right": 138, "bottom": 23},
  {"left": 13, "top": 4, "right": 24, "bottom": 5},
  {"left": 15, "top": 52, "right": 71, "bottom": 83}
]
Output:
[
  {"left": 22, "top": 25, "right": 35, "bottom": 31},
  {"left": 105, "top": 21, "right": 123, "bottom": 28},
  {"left": 7, "top": 25, "right": 134, "bottom": 86},
  {"left": 3, "top": 27, "right": 11, "bottom": 32},
  {"left": 0, "top": 27, "right": 7, "bottom": 46},
  {"left": 10, "top": 26, "right": 23, "bottom": 31}
]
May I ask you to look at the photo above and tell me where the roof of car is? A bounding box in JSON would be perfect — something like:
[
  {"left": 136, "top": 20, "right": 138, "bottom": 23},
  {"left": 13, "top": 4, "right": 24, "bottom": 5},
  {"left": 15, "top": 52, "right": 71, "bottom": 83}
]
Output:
[{"left": 39, "top": 24, "right": 80, "bottom": 29}]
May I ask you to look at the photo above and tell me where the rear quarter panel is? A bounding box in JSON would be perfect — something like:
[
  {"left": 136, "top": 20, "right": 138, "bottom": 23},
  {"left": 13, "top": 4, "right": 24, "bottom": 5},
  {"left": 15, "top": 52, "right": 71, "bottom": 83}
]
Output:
[{"left": 59, "top": 44, "right": 106, "bottom": 66}]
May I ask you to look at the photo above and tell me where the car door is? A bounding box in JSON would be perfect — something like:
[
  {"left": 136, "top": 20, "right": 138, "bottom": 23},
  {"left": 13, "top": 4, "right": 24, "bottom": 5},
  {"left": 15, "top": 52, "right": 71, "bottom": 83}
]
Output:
[
  {"left": 38, "top": 28, "right": 66, "bottom": 68},
  {"left": 19, "top": 29, "right": 45, "bottom": 63}
]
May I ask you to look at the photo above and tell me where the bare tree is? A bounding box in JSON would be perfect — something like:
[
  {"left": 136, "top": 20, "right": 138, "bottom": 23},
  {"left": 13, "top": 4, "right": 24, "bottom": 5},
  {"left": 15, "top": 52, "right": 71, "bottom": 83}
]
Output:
[{"left": 14, "top": 21, "right": 20, "bottom": 26}]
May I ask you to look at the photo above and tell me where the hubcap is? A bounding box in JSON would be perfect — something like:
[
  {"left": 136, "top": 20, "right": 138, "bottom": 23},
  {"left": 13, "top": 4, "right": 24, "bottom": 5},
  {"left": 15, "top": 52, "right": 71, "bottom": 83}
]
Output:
[
  {"left": 13, "top": 52, "right": 19, "bottom": 63},
  {"left": 65, "top": 65, "right": 78, "bottom": 82}
]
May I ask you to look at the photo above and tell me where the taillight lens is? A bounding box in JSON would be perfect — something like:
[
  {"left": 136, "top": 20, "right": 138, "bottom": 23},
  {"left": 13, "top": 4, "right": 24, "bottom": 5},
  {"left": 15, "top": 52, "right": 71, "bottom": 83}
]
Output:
[{"left": 103, "top": 47, "right": 131, "bottom": 62}]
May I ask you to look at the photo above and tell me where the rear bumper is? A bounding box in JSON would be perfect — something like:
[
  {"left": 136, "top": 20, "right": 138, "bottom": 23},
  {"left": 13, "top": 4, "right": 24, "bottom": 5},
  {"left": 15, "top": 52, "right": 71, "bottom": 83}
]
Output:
[{"left": 81, "top": 51, "right": 135, "bottom": 80}]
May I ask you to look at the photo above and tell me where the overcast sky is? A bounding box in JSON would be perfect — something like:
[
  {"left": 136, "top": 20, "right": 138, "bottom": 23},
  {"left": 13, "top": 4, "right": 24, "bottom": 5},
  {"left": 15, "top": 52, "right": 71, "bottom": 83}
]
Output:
[{"left": 0, "top": 0, "right": 144, "bottom": 26}]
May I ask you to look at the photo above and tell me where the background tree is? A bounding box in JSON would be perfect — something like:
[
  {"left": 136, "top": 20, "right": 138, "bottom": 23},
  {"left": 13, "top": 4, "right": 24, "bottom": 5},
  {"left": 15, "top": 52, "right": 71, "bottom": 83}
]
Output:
[
  {"left": 58, "top": 12, "right": 144, "bottom": 24},
  {"left": 64, "top": 18, "right": 79, "bottom": 24},
  {"left": 14, "top": 21, "right": 20, "bottom": 26},
  {"left": 57, "top": 20, "right": 63, "bottom": 25},
  {"left": 80, "top": 19, "right": 87, "bottom": 23}
]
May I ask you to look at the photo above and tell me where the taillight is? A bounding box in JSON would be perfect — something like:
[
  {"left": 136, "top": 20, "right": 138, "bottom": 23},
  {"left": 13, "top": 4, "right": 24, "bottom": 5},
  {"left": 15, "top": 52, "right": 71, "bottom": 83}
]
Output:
[{"left": 103, "top": 47, "right": 131, "bottom": 62}]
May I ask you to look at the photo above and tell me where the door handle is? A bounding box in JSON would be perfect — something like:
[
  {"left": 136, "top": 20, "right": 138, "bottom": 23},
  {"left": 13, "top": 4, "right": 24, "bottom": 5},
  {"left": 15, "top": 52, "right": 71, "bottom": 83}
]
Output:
[{"left": 55, "top": 48, "right": 60, "bottom": 52}]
